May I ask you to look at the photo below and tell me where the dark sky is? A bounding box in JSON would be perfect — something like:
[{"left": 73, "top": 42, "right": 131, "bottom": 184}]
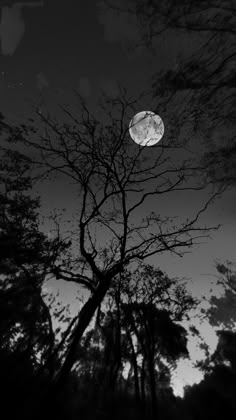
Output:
[
  {"left": 0, "top": 0, "right": 235, "bottom": 296},
  {"left": 0, "top": 0, "right": 154, "bottom": 121}
]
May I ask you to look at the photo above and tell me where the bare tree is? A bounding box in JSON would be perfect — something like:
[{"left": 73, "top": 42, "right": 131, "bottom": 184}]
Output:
[{"left": 4, "top": 89, "right": 221, "bottom": 392}]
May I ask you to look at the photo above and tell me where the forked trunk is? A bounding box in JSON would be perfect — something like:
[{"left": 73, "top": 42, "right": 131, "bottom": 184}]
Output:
[{"left": 41, "top": 274, "right": 112, "bottom": 415}]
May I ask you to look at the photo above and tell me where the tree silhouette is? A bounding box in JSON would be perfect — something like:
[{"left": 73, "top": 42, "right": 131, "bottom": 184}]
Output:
[
  {"left": 182, "top": 329, "right": 236, "bottom": 420},
  {"left": 0, "top": 139, "right": 70, "bottom": 418},
  {"left": 206, "top": 260, "right": 236, "bottom": 329},
  {"left": 66, "top": 264, "right": 194, "bottom": 420},
  {"left": 2, "top": 89, "right": 220, "bottom": 395},
  {"left": 115, "top": 265, "right": 192, "bottom": 418}
]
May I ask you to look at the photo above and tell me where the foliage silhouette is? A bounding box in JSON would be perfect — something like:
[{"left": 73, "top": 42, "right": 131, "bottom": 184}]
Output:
[
  {"left": 206, "top": 260, "right": 236, "bottom": 329},
  {"left": 181, "top": 329, "right": 236, "bottom": 420},
  {"left": 0, "top": 137, "right": 70, "bottom": 419},
  {"left": 65, "top": 264, "right": 195, "bottom": 419}
]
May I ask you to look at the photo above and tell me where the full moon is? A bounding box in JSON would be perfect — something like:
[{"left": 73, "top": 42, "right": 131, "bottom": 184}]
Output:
[{"left": 129, "top": 111, "right": 164, "bottom": 146}]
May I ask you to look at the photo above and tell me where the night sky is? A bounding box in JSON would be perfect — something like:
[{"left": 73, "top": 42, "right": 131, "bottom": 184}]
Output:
[
  {"left": 1, "top": 0, "right": 235, "bottom": 394},
  {"left": 0, "top": 0, "right": 153, "bottom": 119}
]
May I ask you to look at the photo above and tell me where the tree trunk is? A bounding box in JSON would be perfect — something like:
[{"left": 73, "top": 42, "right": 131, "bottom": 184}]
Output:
[
  {"left": 49, "top": 275, "right": 112, "bottom": 395},
  {"left": 147, "top": 352, "right": 158, "bottom": 420},
  {"left": 141, "top": 357, "right": 146, "bottom": 411},
  {"left": 109, "top": 281, "right": 122, "bottom": 393},
  {"left": 127, "top": 330, "right": 140, "bottom": 406}
]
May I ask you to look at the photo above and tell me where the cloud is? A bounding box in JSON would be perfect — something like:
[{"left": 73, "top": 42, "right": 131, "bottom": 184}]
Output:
[
  {"left": 0, "top": 4, "right": 25, "bottom": 55},
  {"left": 0, "top": 2, "right": 44, "bottom": 56},
  {"left": 97, "top": 0, "right": 139, "bottom": 45},
  {"left": 77, "top": 77, "right": 91, "bottom": 98},
  {"left": 36, "top": 71, "right": 49, "bottom": 90},
  {"left": 100, "top": 78, "right": 119, "bottom": 98}
]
